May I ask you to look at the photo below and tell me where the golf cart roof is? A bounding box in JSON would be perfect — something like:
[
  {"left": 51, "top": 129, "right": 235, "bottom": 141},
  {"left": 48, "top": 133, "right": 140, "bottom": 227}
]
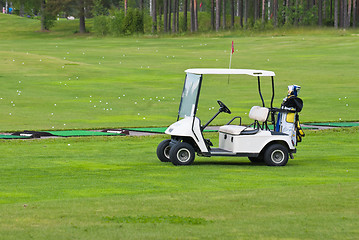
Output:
[{"left": 185, "top": 68, "right": 275, "bottom": 77}]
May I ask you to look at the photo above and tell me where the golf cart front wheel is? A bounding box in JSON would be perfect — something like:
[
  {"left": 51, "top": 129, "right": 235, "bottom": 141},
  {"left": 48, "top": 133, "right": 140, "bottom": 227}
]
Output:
[
  {"left": 157, "top": 139, "right": 171, "bottom": 162},
  {"left": 264, "top": 144, "right": 289, "bottom": 166},
  {"left": 169, "top": 142, "right": 195, "bottom": 166}
]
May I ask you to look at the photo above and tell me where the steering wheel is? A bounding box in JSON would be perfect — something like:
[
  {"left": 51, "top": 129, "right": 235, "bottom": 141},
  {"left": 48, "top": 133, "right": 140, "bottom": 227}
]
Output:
[{"left": 217, "top": 100, "right": 231, "bottom": 114}]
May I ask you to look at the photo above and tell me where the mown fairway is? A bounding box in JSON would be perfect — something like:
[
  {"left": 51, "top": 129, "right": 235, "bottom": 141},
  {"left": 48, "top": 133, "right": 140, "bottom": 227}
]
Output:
[
  {"left": 1, "top": 14, "right": 359, "bottom": 240},
  {"left": 1, "top": 14, "right": 359, "bottom": 131},
  {"left": 0, "top": 128, "right": 358, "bottom": 239}
]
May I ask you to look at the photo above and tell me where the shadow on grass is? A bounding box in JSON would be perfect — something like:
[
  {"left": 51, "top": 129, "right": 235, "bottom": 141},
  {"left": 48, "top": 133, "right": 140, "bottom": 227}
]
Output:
[
  {"left": 194, "top": 160, "right": 300, "bottom": 167},
  {"left": 194, "top": 160, "right": 261, "bottom": 166}
]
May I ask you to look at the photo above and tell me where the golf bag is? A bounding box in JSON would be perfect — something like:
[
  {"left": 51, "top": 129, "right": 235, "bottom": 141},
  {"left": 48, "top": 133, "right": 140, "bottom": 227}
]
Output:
[{"left": 275, "top": 85, "right": 305, "bottom": 146}]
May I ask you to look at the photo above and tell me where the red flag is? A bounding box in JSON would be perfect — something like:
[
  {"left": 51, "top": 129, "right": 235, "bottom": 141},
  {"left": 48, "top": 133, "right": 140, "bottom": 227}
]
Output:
[
  {"left": 231, "top": 41, "right": 234, "bottom": 54},
  {"left": 200, "top": 2, "right": 202, "bottom": 7}
]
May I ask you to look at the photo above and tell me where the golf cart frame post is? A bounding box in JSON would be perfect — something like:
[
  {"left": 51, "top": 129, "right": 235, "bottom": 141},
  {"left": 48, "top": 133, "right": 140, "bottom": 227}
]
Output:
[{"left": 157, "top": 68, "right": 298, "bottom": 166}]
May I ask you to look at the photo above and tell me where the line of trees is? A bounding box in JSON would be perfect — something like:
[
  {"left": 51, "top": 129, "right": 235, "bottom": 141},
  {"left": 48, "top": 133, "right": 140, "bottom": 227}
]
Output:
[{"left": 2, "top": 0, "right": 358, "bottom": 34}]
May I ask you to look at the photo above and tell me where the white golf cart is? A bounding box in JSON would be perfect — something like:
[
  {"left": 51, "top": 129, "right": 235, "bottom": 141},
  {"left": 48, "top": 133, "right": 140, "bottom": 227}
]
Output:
[{"left": 157, "top": 68, "right": 301, "bottom": 166}]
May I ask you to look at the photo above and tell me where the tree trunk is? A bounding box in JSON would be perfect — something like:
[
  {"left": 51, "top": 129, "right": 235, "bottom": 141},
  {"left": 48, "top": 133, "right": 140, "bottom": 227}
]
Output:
[
  {"left": 20, "top": 1, "right": 24, "bottom": 17},
  {"left": 353, "top": 0, "right": 357, "bottom": 27},
  {"left": 231, "top": 0, "right": 235, "bottom": 28},
  {"left": 164, "top": 0, "right": 168, "bottom": 32},
  {"left": 216, "top": 0, "right": 220, "bottom": 31},
  {"left": 191, "top": 0, "right": 195, "bottom": 32},
  {"left": 169, "top": 0, "right": 172, "bottom": 31},
  {"left": 172, "top": 0, "right": 176, "bottom": 32},
  {"left": 41, "top": 0, "right": 45, "bottom": 31},
  {"left": 334, "top": 0, "right": 338, "bottom": 27},
  {"left": 125, "top": 0, "right": 128, "bottom": 15},
  {"left": 348, "top": 0, "right": 352, "bottom": 27},
  {"left": 244, "top": 0, "right": 248, "bottom": 26},
  {"left": 254, "top": 0, "right": 259, "bottom": 21},
  {"left": 343, "top": 0, "right": 348, "bottom": 28},
  {"left": 211, "top": 0, "right": 215, "bottom": 30},
  {"left": 140, "top": 0, "right": 144, "bottom": 11},
  {"left": 222, "top": 0, "right": 226, "bottom": 29},
  {"left": 262, "top": 0, "right": 266, "bottom": 24},
  {"left": 177, "top": 0, "right": 179, "bottom": 31},
  {"left": 340, "top": 0, "right": 344, "bottom": 27},
  {"left": 194, "top": 0, "right": 198, "bottom": 31},
  {"left": 239, "top": 0, "right": 243, "bottom": 27},
  {"left": 79, "top": 0, "right": 86, "bottom": 33},
  {"left": 184, "top": 0, "right": 188, "bottom": 31},
  {"left": 318, "top": 0, "right": 323, "bottom": 26},
  {"left": 152, "top": 0, "right": 157, "bottom": 33},
  {"left": 237, "top": 0, "right": 240, "bottom": 16}
]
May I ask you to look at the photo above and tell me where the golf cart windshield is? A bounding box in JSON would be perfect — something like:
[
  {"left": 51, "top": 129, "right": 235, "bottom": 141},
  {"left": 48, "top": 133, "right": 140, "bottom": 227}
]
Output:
[{"left": 178, "top": 73, "right": 202, "bottom": 118}]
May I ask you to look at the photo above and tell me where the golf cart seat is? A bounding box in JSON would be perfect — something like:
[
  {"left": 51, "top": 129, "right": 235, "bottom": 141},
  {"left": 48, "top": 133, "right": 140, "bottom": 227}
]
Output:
[{"left": 219, "top": 106, "right": 269, "bottom": 135}]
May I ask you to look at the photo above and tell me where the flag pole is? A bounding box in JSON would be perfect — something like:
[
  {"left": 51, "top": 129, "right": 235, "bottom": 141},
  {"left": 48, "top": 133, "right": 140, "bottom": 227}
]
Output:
[{"left": 228, "top": 41, "right": 234, "bottom": 84}]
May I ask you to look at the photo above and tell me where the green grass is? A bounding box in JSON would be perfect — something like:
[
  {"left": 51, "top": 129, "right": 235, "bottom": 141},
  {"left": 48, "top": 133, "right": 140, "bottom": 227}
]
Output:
[
  {"left": 0, "top": 128, "right": 358, "bottom": 239},
  {"left": 1, "top": 14, "right": 359, "bottom": 131},
  {"left": 1, "top": 14, "right": 359, "bottom": 239}
]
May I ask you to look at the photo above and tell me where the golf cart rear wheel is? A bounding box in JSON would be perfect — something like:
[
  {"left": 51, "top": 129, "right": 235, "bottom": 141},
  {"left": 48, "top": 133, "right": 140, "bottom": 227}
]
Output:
[
  {"left": 264, "top": 144, "right": 289, "bottom": 166},
  {"left": 169, "top": 142, "right": 195, "bottom": 166},
  {"left": 156, "top": 139, "right": 171, "bottom": 162}
]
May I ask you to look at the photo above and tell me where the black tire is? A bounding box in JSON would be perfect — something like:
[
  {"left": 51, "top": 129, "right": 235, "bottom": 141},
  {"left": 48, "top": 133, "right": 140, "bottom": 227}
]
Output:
[
  {"left": 156, "top": 139, "right": 171, "bottom": 162},
  {"left": 263, "top": 144, "right": 289, "bottom": 166},
  {"left": 169, "top": 142, "right": 195, "bottom": 166}
]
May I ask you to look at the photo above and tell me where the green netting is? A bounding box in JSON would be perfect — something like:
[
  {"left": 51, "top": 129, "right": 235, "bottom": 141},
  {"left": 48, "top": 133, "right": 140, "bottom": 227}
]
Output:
[
  {"left": 123, "top": 127, "right": 218, "bottom": 134},
  {"left": 0, "top": 135, "right": 31, "bottom": 139},
  {"left": 47, "top": 130, "right": 125, "bottom": 137},
  {"left": 308, "top": 122, "right": 359, "bottom": 127}
]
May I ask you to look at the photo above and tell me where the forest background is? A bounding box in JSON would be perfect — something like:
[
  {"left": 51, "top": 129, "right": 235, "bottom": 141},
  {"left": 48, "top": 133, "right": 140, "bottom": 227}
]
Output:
[{"left": 1, "top": 0, "right": 358, "bottom": 36}]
